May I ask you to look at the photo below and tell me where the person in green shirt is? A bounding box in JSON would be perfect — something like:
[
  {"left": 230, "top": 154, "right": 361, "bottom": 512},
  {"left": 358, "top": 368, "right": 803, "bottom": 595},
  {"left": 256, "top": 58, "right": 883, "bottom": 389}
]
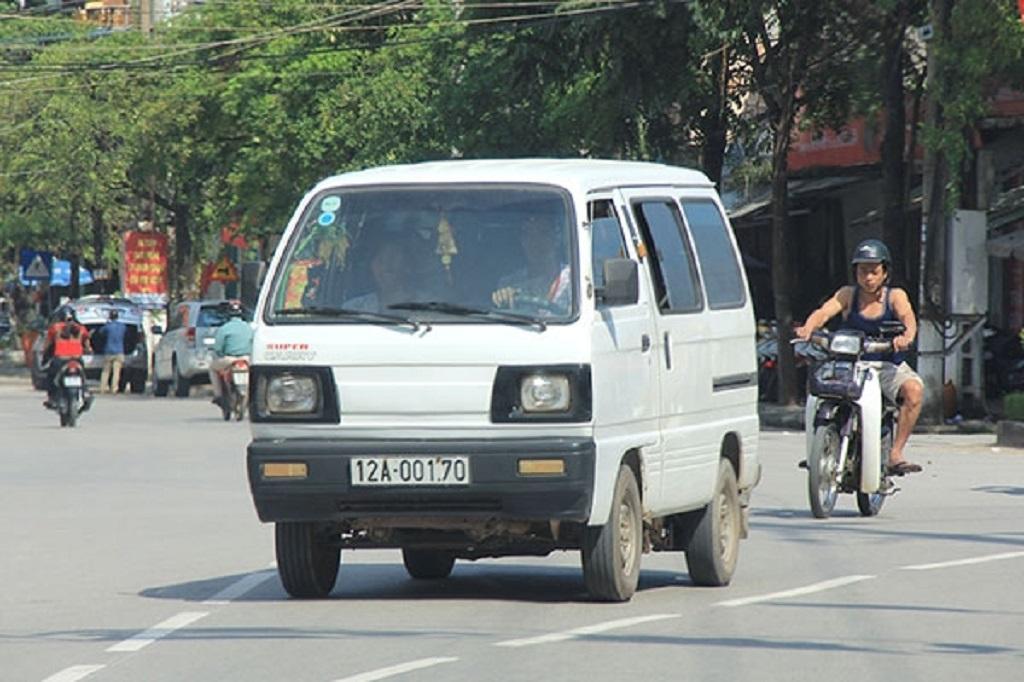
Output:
[{"left": 208, "top": 300, "right": 253, "bottom": 409}]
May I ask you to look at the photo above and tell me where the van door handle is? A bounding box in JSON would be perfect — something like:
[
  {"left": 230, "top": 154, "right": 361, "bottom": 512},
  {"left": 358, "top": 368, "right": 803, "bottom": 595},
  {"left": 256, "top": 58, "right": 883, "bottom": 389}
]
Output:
[
  {"left": 663, "top": 332, "right": 672, "bottom": 369},
  {"left": 641, "top": 334, "right": 651, "bottom": 352}
]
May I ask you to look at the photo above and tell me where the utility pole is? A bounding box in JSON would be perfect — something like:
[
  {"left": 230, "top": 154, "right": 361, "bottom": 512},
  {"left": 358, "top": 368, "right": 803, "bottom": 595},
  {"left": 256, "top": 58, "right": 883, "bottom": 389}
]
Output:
[
  {"left": 917, "top": 0, "right": 954, "bottom": 424},
  {"left": 138, "top": 0, "right": 152, "bottom": 36}
]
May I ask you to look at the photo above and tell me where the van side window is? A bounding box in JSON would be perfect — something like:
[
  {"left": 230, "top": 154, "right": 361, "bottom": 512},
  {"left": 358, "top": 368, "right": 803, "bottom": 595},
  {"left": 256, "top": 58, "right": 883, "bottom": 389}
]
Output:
[
  {"left": 588, "top": 200, "right": 629, "bottom": 295},
  {"left": 682, "top": 200, "right": 746, "bottom": 309},
  {"left": 632, "top": 200, "right": 702, "bottom": 313}
]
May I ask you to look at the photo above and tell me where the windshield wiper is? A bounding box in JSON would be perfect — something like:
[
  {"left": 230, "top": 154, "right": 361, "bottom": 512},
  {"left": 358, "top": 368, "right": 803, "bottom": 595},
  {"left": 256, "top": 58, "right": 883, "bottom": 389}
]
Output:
[
  {"left": 275, "top": 305, "right": 420, "bottom": 330},
  {"left": 388, "top": 301, "right": 547, "bottom": 331}
]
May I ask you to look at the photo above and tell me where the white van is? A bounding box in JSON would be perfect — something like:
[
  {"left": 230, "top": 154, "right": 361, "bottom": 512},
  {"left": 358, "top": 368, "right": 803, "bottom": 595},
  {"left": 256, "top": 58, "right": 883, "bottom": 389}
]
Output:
[{"left": 246, "top": 159, "right": 760, "bottom": 602}]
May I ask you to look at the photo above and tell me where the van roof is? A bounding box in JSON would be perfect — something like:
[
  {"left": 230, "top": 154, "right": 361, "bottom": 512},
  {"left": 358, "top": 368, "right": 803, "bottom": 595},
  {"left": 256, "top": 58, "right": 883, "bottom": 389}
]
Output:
[{"left": 313, "top": 159, "right": 713, "bottom": 195}]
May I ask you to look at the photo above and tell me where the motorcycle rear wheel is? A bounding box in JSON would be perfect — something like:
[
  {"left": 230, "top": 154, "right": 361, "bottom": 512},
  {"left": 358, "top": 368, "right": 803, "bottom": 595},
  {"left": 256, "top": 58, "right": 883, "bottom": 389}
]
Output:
[{"left": 808, "top": 423, "right": 840, "bottom": 519}]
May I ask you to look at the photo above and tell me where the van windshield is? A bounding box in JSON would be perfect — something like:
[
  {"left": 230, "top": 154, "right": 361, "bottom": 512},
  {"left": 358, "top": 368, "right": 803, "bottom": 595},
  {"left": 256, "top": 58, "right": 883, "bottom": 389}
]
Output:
[{"left": 267, "top": 185, "right": 576, "bottom": 324}]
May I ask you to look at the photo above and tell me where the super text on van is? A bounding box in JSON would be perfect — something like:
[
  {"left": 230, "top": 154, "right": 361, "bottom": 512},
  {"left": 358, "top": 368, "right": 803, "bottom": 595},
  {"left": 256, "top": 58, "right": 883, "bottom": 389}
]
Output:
[{"left": 246, "top": 159, "right": 761, "bottom": 602}]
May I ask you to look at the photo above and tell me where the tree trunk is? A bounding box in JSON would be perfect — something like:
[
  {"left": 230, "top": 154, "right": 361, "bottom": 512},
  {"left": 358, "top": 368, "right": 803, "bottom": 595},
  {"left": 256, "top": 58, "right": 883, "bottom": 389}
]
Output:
[
  {"left": 70, "top": 253, "right": 81, "bottom": 301},
  {"left": 90, "top": 206, "right": 105, "bottom": 292},
  {"left": 173, "top": 203, "right": 192, "bottom": 300},
  {"left": 880, "top": 10, "right": 907, "bottom": 284},
  {"left": 771, "top": 95, "right": 799, "bottom": 406},
  {"left": 700, "top": 47, "right": 729, "bottom": 187}
]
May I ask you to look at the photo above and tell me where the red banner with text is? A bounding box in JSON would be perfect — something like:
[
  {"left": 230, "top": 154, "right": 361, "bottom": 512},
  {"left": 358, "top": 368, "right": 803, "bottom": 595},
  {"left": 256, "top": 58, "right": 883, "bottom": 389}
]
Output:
[{"left": 122, "top": 231, "right": 169, "bottom": 308}]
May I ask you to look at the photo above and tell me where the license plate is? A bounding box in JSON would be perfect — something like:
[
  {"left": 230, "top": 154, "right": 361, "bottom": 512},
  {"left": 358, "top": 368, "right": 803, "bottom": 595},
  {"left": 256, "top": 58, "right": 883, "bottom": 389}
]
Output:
[
  {"left": 63, "top": 375, "right": 83, "bottom": 387},
  {"left": 350, "top": 456, "right": 470, "bottom": 486},
  {"left": 232, "top": 371, "right": 249, "bottom": 386}
]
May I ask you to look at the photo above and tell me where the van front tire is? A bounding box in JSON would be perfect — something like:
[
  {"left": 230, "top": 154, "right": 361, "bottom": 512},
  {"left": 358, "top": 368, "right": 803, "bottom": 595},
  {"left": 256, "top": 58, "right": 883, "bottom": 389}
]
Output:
[
  {"left": 275, "top": 522, "right": 340, "bottom": 598},
  {"left": 685, "top": 459, "right": 741, "bottom": 587},
  {"left": 581, "top": 465, "right": 642, "bottom": 602}
]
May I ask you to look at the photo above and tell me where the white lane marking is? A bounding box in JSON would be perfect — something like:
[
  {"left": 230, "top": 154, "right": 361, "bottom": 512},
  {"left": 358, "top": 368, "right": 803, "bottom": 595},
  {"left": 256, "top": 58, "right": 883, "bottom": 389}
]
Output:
[
  {"left": 901, "top": 550, "right": 1024, "bottom": 571},
  {"left": 42, "top": 665, "right": 106, "bottom": 682},
  {"left": 715, "top": 575, "right": 876, "bottom": 607},
  {"left": 203, "top": 569, "right": 276, "bottom": 604},
  {"left": 106, "top": 611, "right": 208, "bottom": 653},
  {"left": 333, "top": 657, "right": 459, "bottom": 682},
  {"left": 494, "top": 614, "right": 680, "bottom": 648}
]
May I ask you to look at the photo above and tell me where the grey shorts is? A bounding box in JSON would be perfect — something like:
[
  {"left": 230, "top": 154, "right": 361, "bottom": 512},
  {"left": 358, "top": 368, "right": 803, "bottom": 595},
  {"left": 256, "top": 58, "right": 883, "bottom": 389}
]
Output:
[{"left": 876, "top": 362, "right": 923, "bottom": 404}]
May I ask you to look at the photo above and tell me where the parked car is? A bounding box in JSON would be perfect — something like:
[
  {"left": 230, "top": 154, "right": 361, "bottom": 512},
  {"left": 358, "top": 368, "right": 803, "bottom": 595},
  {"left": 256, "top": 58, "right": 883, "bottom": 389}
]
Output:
[
  {"left": 151, "top": 299, "right": 251, "bottom": 397},
  {"left": 30, "top": 296, "right": 149, "bottom": 393}
]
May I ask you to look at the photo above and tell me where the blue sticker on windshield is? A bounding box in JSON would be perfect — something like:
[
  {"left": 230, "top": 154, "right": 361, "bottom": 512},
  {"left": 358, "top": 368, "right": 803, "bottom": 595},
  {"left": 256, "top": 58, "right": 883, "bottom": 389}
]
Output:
[
  {"left": 320, "top": 196, "right": 341, "bottom": 212},
  {"left": 318, "top": 212, "right": 336, "bottom": 226}
]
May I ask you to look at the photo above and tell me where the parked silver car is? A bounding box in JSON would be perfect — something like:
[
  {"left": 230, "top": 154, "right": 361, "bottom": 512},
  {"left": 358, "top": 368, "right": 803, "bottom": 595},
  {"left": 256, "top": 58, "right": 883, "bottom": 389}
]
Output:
[
  {"left": 151, "top": 300, "right": 251, "bottom": 397},
  {"left": 30, "top": 296, "right": 149, "bottom": 393}
]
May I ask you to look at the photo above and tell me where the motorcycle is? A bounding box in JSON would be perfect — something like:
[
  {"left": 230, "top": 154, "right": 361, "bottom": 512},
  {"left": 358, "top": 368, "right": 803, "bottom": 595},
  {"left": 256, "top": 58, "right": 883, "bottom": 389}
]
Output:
[
  {"left": 48, "top": 358, "right": 91, "bottom": 427},
  {"left": 216, "top": 358, "right": 250, "bottom": 421},
  {"left": 797, "top": 323, "right": 905, "bottom": 519}
]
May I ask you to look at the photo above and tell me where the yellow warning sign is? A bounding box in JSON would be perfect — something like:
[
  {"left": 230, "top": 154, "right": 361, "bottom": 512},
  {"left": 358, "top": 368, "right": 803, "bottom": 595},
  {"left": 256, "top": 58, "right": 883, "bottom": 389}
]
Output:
[{"left": 210, "top": 256, "right": 239, "bottom": 282}]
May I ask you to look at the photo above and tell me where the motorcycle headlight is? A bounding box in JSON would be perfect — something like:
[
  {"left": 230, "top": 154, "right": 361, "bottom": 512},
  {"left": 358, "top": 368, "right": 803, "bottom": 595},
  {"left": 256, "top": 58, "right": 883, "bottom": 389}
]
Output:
[{"left": 829, "top": 332, "right": 862, "bottom": 355}]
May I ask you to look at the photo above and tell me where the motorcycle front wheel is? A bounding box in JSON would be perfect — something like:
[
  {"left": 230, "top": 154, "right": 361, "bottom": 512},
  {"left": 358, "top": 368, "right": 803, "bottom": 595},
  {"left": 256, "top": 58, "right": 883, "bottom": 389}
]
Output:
[
  {"left": 808, "top": 423, "right": 840, "bottom": 518},
  {"left": 857, "top": 419, "right": 894, "bottom": 517}
]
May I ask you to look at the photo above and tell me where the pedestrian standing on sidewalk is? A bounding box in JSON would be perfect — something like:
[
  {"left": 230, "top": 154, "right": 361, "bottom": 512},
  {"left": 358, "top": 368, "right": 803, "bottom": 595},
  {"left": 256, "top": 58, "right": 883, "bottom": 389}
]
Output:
[{"left": 98, "top": 309, "right": 127, "bottom": 393}]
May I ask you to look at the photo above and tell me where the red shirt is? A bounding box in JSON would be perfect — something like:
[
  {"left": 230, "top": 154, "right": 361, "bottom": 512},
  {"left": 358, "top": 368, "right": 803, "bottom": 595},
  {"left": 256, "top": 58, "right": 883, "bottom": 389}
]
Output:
[{"left": 46, "top": 322, "right": 91, "bottom": 358}]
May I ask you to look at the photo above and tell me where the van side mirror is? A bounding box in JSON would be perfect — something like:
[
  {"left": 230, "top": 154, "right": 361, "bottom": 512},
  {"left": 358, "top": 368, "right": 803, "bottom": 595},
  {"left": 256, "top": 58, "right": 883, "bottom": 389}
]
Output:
[{"left": 598, "top": 258, "right": 639, "bottom": 306}]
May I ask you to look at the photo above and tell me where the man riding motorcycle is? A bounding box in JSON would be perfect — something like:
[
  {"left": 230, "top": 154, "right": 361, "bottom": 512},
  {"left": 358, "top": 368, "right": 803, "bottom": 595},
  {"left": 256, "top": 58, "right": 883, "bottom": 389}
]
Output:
[
  {"left": 795, "top": 239, "right": 924, "bottom": 475},
  {"left": 43, "top": 308, "right": 94, "bottom": 410},
  {"left": 208, "top": 300, "right": 253, "bottom": 410}
]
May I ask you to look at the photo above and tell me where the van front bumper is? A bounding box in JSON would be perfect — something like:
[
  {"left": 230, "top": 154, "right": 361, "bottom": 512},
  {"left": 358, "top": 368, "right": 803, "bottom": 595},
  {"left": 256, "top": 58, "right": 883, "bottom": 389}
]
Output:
[{"left": 247, "top": 437, "right": 595, "bottom": 523}]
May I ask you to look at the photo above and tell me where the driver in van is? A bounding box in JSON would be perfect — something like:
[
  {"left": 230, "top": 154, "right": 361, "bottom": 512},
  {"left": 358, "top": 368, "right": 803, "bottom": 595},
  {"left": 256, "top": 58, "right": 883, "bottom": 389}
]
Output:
[
  {"left": 794, "top": 239, "right": 923, "bottom": 475},
  {"left": 490, "top": 214, "right": 570, "bottom": 311}
]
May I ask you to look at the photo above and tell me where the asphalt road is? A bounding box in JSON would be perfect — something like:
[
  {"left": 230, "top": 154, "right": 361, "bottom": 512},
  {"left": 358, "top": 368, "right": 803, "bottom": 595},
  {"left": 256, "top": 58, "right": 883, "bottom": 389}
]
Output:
[{"left": 1, "top": 380, "right": 1022, "bottom": 682}]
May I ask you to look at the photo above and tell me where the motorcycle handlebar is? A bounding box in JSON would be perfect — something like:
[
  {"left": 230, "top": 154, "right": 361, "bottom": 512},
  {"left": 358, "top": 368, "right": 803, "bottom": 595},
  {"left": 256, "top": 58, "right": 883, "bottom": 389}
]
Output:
[{"left": 790, "top": 333, "right": 894, "bottom": 354}]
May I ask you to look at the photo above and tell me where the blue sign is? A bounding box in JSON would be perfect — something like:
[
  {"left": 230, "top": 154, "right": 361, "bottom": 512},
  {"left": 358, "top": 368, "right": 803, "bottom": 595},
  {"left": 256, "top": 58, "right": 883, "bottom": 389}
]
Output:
[
  {"left": 49, "top": 259, "right": 94, "bottom": 287},
  {"left": 19, "top": 248, "right": 53, "bottom": 281},
  {"left": 18, "top": 254, "right": 93, "bottom": 287}
]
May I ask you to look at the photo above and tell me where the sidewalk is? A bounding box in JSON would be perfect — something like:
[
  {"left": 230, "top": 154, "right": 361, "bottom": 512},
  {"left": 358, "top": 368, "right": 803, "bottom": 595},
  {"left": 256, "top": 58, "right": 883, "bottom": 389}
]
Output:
[{"left": 758, "top": 401, "right": 997, "bottom": 435}]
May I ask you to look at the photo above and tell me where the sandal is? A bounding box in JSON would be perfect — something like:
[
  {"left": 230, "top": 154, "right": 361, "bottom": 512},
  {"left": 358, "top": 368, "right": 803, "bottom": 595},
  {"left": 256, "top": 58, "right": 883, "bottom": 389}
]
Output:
[{"left": 886, "top": 461, "right": 922, "bottom": 476}]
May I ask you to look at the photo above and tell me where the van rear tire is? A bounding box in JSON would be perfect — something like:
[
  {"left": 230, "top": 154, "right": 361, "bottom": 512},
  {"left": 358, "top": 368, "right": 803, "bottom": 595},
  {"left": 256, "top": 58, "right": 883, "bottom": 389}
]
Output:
[
  {"left": 275, "top": 522, "right": 340, "bottom": 598},
  {"left": 685, "top": 459, "right": 741, "bottom": 587},
  {"left": 581, "top": 465, "right": 642, "bottom": 602}
]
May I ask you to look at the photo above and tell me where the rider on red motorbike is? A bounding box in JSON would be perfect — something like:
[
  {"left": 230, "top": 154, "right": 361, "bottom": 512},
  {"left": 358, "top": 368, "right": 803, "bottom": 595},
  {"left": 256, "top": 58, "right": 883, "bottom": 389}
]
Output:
[{"left": 208, "top": 300, "right": 253, "bottom": 410}]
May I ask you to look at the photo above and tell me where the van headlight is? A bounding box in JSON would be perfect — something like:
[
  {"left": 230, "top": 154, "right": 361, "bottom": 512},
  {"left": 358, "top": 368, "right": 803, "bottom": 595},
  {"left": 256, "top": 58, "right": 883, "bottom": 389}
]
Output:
[
  {"left": 520, "top": 374, "right": 571, "bottom": 412},
  {"left": 829, "top": 332, "right": 863, "bottom": 356},
  {"left": 266, "top": 374, "right": 319, "bottom": 414},
  {"left": 251, "top": 366, "right": 339, "bottom": 423},
  {"left": 491, "top": 365, "right": 591, "bottom": 423}
]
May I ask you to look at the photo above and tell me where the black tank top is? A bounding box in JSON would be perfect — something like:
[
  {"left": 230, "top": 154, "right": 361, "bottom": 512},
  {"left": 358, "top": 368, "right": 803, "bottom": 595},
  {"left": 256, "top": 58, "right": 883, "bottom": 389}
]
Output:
[{"left": 840, "top": 286, "right": 903, "bottom": 363}]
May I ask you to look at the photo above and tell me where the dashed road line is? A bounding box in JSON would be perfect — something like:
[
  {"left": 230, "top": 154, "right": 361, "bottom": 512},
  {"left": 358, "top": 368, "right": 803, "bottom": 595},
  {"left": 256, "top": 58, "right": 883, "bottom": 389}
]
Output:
[
  {"left": 494, "top": 614, "right": 680, "bottom": 648},
  {"left": 715, "top": 575, "right": 876, "bottom": 607},
  {"left": 901, "top": 550, "right": 1024, "bottom": 571},
  {"left": 203, "top": 569, "right": 276, "bottom": 604},
  {"left": 333, "top": 657, "right": 459, "bottom": 682},
  {"left": 106, "top": 611, "right": 208, "bottom": 653},
  {"left": 41, "top": 665, "right": 105, "bottom": 682}
]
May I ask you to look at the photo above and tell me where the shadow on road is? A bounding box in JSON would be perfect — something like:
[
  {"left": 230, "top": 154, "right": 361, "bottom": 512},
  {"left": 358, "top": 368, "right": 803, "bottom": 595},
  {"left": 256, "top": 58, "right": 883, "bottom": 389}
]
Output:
[{"left": 139, "top": 562, "right": 692, "bottom": 605}]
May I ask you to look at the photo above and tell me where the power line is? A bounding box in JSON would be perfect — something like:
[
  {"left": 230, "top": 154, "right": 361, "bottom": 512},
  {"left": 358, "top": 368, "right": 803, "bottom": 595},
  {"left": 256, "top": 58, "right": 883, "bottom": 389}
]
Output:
[{"left": 0, "top": 0, "right": 658, "bottom": 79}]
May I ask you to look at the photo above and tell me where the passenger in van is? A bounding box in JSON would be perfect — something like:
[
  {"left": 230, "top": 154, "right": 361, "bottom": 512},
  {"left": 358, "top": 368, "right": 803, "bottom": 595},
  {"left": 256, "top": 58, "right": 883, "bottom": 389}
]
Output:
[
  {"left": 490, "top": 215, "right": 570, "bottom": 312},
  {"left": 343, "top": 239, "right": 417, "bottom": 312}
]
